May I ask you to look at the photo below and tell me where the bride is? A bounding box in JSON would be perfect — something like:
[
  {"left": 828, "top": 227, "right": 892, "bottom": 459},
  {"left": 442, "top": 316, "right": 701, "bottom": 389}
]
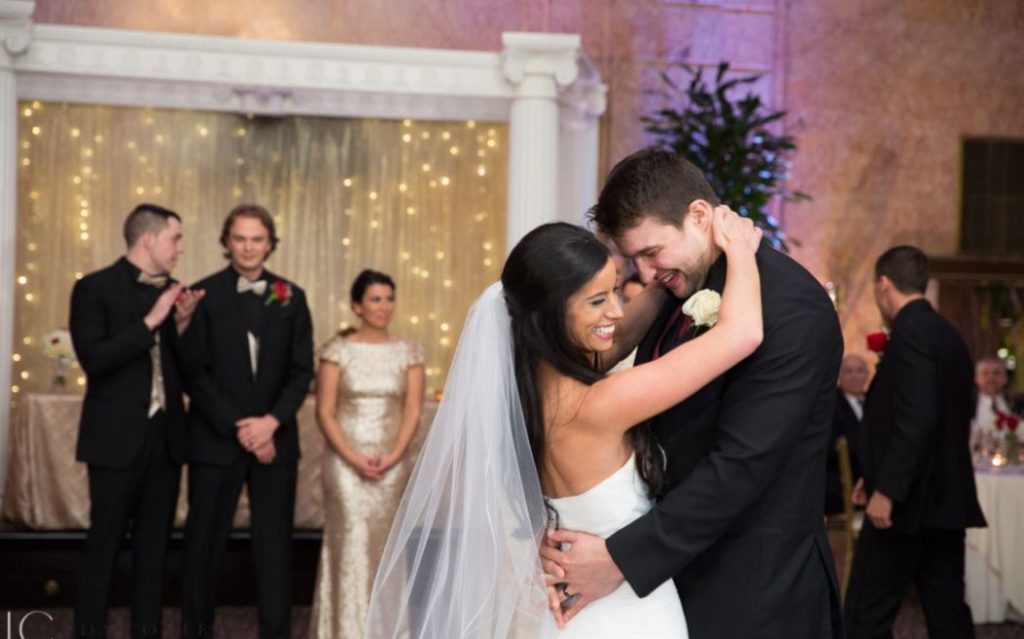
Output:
[{"left": 365, "top": 206, "right": 763, "bottom": 638}]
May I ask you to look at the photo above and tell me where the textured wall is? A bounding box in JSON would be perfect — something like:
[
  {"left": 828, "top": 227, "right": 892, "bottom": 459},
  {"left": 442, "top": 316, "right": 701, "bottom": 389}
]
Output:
[
  {"left": 782, "top": 0, "right": 1024, "bottom": 353},
  {"left": 28, "top": 0, "right": 1024, "bottom": 353},
  {"left": 30, "top": 0, "right": 781, "bottom": 173}
]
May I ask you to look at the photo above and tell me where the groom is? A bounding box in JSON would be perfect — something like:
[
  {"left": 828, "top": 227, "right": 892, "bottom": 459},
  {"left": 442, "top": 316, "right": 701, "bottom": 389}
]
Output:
[{"left": 543, "top": 148, "right": 845, "bottom": 637}]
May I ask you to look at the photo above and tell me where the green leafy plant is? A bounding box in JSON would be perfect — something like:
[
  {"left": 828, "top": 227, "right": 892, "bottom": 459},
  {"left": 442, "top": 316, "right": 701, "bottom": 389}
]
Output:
[{"left": 643, "top": 61, "right": 809, "bottom": 252}]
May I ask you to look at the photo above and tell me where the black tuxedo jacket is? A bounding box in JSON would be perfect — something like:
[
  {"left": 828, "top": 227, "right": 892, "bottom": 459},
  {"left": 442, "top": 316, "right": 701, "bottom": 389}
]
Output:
[
  {"left": 861, "top": 299, "right": 986, "bottom": 534},
  {"left": 606, "top": 246, "right": 844, "bottom": 638},
  {"left": 69, "top": 258, "right": 187, "bottom": 468},
  {"left": 178, "top": 267, "right": 313, "bottom": 466},
  {"left": 826, "top": 389, "right": 863, "bottom": 514}
]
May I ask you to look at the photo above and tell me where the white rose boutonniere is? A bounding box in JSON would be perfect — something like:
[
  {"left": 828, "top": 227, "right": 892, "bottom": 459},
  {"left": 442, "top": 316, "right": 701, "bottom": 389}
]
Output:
[{"left": 682, "top": 289, "right": 722, "bottom": 332}]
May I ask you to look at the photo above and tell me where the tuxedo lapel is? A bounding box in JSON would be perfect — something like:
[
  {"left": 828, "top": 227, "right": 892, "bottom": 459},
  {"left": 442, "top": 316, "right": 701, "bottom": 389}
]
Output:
[
  {"left": 253, "top": 271, "right": 279, "bottom": 380},
  {"left": 657, "top": 253, "right": 729, "bottom": 355},
  {"left": 114, "top": 260, "right": 148, "bottom": 320},
  {"left": 835, "top": 389, "right": 861, "bottom": 426},
  {"left": 637, "top": 297, "right": 681, "bottom": 364},
  {"left": 704, "top": 252, "right": 728, "bottom": 295},
  {"left": 213, "top": 267, "right": 255, "bottom": 379}
]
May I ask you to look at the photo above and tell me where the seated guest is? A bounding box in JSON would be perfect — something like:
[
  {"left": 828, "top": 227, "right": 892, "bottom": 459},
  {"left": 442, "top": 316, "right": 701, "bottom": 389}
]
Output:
[
  {"left": 610, "top": 276, "right": 643, "bottom": 371},
  {"left": 621, "top": 273, "right": 645, "bottom": 305},
  {"left": 826, "top": 353, "right": 868, "bottom": 515},
  {"left": 600, "top": 234, "right": 640, "bottom": 372},
  {"left": 973, "top": 356, "right": 1023, "bottom": 431}
]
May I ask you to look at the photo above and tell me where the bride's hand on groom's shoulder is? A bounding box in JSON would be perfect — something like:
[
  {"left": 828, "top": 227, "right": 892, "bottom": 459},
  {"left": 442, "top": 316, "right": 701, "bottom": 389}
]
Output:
[
  {"left": 711, "top": 204, "right": 762, "bottom": 255},
  {"left": 539, "top": 529, "right": 623, "bottom": 624}
]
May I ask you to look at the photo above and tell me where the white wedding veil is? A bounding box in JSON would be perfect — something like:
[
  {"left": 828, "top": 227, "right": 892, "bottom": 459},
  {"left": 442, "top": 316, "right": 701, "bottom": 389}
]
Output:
[{"left": 365, "top": 282, "right": 548, "bottom": 638}]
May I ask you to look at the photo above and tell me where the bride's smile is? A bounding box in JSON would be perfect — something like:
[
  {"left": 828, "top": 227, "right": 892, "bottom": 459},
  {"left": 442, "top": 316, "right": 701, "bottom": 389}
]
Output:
[{"left": 566, "top": 258, "right": 623, "bottom": 354}]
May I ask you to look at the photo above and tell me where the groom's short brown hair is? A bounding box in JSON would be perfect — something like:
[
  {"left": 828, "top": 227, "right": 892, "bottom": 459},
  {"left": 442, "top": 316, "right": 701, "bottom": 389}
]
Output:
[{"left": 588, "top": 147, "right": 719, "bottom": 238}]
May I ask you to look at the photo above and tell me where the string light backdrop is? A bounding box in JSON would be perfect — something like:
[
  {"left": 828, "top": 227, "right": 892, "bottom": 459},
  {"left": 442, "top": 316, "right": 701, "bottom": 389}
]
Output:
[{"left": 12, "top": 102, "right": 507, "bottom": 405}]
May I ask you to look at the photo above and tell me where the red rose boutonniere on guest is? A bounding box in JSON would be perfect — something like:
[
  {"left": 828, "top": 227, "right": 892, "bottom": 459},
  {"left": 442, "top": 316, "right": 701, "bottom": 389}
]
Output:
[
  {"left": 265, "top": 280, "right": 292, "bottom": 307},
  {"left": 994, "top": 409, "right": 1020, "bottom": 432},
  {"left": 866, "top": 331, "right": 888, "bottom": 356}
]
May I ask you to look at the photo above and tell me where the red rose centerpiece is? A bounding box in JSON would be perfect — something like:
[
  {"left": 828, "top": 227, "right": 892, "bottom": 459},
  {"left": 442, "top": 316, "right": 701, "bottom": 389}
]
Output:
[{"left": 995, "top": 408, "right": 1021, "bottom": 465}]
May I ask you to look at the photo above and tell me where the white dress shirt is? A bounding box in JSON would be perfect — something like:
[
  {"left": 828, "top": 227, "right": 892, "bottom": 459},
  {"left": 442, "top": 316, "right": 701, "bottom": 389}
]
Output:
[
  {"left": 975, "top": 393, "right": 1011, "bottom": 431},
  {"left": 843, "top": 391, "right": 864, "bottom": 421}
]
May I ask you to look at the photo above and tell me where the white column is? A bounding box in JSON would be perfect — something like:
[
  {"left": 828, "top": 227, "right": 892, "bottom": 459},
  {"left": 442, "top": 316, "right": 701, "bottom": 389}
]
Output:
[
  {"left": 558, "top": 57, "right": 606, "bottom": 227},
  {"left": 501, "top": 32, "right": 580, "bottom": 252},
  {"left": 0, "top": 1, "right": 34, "bottom": 507}
]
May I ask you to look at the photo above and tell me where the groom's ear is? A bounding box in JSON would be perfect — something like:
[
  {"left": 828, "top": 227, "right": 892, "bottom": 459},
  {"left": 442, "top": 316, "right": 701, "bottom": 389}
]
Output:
[{"left": 686, "top": 199, "right": 715, "bottom": 231}]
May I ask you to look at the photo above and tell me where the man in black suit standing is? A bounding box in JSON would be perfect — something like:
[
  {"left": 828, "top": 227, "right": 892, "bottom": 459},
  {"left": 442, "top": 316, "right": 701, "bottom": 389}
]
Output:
[
  {"left": 844, "top": 245, "right": 986, "bottom": 638},
  {"left": 543, "top": 149, "right": 845, "bottom": 637},
  {"left": 826, "top": 354, "right": 868, "bottom": 515},
  {"left": 70, "top": 204, "right": 202, "bottom": 638},
  {"left": 179, "top": 204, "right": 313, "bottom": 639}
]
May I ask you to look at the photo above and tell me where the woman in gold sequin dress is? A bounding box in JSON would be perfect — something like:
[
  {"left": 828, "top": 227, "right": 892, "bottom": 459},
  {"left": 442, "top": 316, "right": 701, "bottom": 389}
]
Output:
[{"left": 310, "top": 269, "right": 425, "bottom": 638}]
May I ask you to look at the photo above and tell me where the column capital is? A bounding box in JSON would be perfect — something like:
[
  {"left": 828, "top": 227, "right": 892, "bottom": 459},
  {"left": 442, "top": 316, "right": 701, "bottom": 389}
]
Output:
[
  {"left": 560, "top": 81, "right": 606, "bottom": 131},
  {"left": 0, "top": 0, "right": 34, "bottom": 59},
  {"left": 501, "top": 32, "right": 580, "bottom": 93}
]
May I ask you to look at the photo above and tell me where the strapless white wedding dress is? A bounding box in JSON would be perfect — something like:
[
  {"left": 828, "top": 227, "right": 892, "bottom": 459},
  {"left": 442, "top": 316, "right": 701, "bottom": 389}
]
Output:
[{"left": 538, "top": 455, "right": 689, "bottom": 638}]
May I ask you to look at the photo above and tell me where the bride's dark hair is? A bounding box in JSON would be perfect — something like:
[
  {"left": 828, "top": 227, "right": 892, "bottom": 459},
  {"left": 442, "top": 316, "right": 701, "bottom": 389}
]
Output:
[{"left": 501, "top": 222, "right": 666, "bottom": 496}]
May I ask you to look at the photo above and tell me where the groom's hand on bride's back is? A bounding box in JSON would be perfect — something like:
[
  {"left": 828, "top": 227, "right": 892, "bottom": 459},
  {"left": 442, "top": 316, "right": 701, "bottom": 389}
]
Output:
[{"left": 539, "top": 529, "right": 624, "bottom": 624}]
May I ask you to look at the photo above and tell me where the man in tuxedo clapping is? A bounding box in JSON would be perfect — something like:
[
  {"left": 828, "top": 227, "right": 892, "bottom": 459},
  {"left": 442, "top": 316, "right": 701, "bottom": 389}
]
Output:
[{"left": 70, "top": 204, "right": 203, "bottom": 638}]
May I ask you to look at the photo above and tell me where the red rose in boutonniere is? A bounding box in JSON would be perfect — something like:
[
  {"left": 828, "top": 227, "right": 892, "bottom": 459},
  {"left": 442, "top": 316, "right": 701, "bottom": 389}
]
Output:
[
  {"left": 265, "top": 280, "right": 293, "bottom": 307},
  {"left": 866, "top": 331, "right": 888, "bottom": 355}
]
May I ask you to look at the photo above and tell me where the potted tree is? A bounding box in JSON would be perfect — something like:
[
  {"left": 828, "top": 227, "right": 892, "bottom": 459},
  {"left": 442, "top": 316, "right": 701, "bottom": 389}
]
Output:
[{"left": 643, "top": 61, "right": 808, "bottom": 252}]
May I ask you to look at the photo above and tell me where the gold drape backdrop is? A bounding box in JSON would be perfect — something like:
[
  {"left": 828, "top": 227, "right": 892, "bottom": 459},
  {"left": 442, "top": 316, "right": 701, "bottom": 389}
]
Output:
[{"left": 12, "top": 102, "right": 507, "bottom": 406}]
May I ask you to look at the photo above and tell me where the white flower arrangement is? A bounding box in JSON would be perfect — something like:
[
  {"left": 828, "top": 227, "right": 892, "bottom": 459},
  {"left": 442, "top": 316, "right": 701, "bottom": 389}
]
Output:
[
  {"left": 42, "top": 328, "right": 75, "bottom": 387},
  {"left": 42, "top": 329, "right": 75, "bottom": 361}
]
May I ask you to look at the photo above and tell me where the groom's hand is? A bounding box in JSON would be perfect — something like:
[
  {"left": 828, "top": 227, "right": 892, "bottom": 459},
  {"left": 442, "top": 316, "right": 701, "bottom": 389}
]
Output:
[{"left": 539, "top": 529, "right": 624, "bottom": 623}]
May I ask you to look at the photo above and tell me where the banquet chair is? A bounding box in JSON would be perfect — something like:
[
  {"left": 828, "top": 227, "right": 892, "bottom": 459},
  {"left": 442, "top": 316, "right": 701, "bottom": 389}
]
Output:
[{"left": 824, "top": 435, "right": 859, "bottom": 601}]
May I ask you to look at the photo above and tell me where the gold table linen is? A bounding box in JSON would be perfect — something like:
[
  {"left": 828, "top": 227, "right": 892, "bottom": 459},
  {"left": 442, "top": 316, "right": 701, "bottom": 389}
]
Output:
[{"left": 2, "top": 393, "right": 436, "bottom": 530}]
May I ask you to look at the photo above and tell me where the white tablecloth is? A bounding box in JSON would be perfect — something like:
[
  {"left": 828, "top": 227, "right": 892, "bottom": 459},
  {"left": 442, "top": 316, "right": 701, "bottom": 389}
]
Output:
[{"left": 966, "top": 467, "right": 1024, "bottom": 623}]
